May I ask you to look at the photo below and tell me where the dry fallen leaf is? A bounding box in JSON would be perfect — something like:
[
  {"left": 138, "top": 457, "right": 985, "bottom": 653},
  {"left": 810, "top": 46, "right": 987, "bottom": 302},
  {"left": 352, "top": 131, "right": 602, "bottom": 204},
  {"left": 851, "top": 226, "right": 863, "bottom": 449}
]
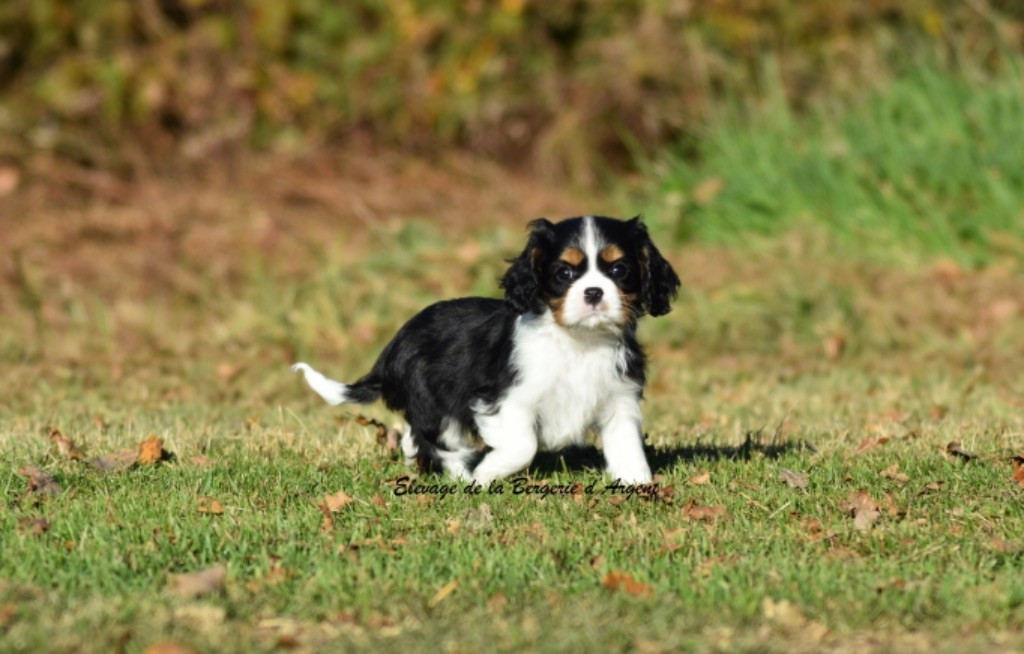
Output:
[
  {"left": 688, "top": 471, "right": 711, "bottom": 485},
  {"left": 355, "top": 415, "right": 402, "bottom": 455},
  {"left": 216, "top": 362, "right": 244, "bottom": 381},
  {"left": 779, "top": 468, "right": 809, "bottom": 490},
  {"left": 823, "top": 333, "right": 845, "bottom": 360},
  {"left": 692, "top": 176, "right": 724, "bottom": 206},
  {"left": 427, "top": 580, "right": 459, "bottom": 608},
  {"left": 0, "top": 603, "right": 16, "bottom": 629},
  {"left": 17, "top": 517, "right": 52, "bottom": 535},
  {"left": 990, "top": 538, "right": 1022, "bottom": 554},
  {"left": 762, "top": 597, "right": 829, "bottom": 642},
  {"left": 168, "top": 565, "right": 227, "bottom": 599},
  {"left": 49, "top": 428, "right": 84, "bottom": 460},
  {"left": 88, "top": 449, "right": 138, "bottom": 472},
  {"left": 462, "top": 503, "right": 495, "bottom": 532},
  {"left": 682, "top": 500, "right": 726, "bottom": 522},
  {"left": 188, "top": 455, "right": 214, "bottom": 468},
  {"left": 321, "top": 490, "right": 355, "bottom": 513},
  {"left": 945, "top": 441, "right": 976, "bottom": 462},
  {"left": 197, "top": 497, "right": 224, "bottom": 515},
  {"left": 880, "top": 464, "right": 910, "bottom": 484},
  {"left": 0, "top": 165, "right": 20, "bottom": 197},
  {"left": 1012, "top": 454, "right": 1024, "bottom": 488},
  {"left": 840, "top": 491, "right": 881, "bottom": 531},
  {"left": 18, "top": 466, "right": 61, "bottom": 496},
  {"left": 144, "top": 642, "right": 200, "bottom": 654},
  {"left": 602, "top": 571, "right": 654, "bottom": 598},
  {"left": 855, "top": 435, "right": 890, "bottom": 454},
  {"left": 138, "top": 435, "right": 170, "bottom": 465},
  {"left": 487, "top": 592, "right": 507, "bottom": 614}
]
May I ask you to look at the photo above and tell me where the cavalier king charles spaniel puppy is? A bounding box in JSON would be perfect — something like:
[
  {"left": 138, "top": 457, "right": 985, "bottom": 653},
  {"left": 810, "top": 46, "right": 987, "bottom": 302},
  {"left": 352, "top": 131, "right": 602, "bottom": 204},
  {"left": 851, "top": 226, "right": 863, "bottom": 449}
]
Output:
[{"left": 292, "top": 215, "right": 680, "bottom": 484}]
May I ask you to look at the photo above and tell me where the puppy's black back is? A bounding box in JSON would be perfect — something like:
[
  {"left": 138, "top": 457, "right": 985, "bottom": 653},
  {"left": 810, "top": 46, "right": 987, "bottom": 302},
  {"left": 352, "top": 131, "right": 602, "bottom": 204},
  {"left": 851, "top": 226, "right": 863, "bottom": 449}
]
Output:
[{"left": 364, "top": 298, "right": 520, "bottom": 437}]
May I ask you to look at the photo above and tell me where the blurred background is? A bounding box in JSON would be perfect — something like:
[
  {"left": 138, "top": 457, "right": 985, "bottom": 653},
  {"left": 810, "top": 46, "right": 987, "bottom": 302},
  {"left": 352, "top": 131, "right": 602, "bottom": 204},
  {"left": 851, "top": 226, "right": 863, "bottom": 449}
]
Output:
[{"left": 1, "top": 0, "right": 1023, "bottom": 410}]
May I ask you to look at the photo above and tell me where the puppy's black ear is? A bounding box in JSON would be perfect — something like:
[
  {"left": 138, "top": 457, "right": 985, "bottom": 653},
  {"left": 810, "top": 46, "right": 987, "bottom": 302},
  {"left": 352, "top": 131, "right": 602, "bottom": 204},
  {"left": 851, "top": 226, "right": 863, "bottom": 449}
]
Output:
[
  {"left": 500, "top": 218, "right": 555, "bottom": 314},
  {"left": 632, "top": 217, "right": 681, "bottom": 317}
]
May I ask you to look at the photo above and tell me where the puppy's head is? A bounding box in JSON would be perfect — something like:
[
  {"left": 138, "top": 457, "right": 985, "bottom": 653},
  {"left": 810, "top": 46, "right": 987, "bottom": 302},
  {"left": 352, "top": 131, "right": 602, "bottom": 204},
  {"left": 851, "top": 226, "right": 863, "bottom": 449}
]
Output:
[{"left": 500, "top": 216, "right": 680, "bottom": 329}]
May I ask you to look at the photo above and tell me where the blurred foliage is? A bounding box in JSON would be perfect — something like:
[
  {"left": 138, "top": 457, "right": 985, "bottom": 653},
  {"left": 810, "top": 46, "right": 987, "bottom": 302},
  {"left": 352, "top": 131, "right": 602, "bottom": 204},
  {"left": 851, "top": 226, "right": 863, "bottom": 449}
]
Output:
[{"left": 1, "top": 0, "right": 1022, "bottom": 180}]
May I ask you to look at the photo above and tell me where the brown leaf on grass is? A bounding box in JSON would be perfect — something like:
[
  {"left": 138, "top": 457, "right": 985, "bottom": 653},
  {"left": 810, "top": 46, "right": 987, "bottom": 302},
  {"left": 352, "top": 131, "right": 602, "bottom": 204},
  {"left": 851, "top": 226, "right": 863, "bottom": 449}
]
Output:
[
  {"left": 216, "top": 362, "right": 244, "bottom": 381},
  {"left": 49, "top": 428, "right": 84, "bottom": 460},
  {"left": 138, "top": 435, "right": 171, "bottom": 465},
  {"left": 87, "top": 449, "right": 138, "bottom": 472},
  {"left": 427, "top": 580, "right": 459, "bottom": 608},
  {"left": 188, "top": 455, "right": 214, "bottom": 468},
  {"left": 990, "top": 538, "right": 1022, "bottom": 554},
  {"left": 688, "top": 471, "right": 711, "bottom": 485},
  {"left": 17, "top": 517, "right": 51, "bottom": 535},
  {"left": 168, "top": 565, "right": 227, "bottom": 599},
  {"left": 1011, "top": 454, "right": 1024, "bottom": 487},
  {"left": 321, "top": 491, "right": 355, "bottom": 513},
  {"left": 762, "top": 598, "right": 829, "bottom": 642},
  {"left": 462, "top": 503, "right": 495, "bottom": 532},
  {"left": 143, "top": 642, "right": 199, "bottom": 654},
  {"left": 355, "top": 415, "right": 402, "bottom": 455},
  {"left": 692, "top": 176, "right": 724, "bottom": 206},
  {"left": 317, "top": 490, "right": 355, "bottom": 532},
  {"left": 823, "top": 333, "right": 845, "bottom": 360},
  {"left": 779, "top": 468, "right": 809, "bottom": 490},
  {"left": 0, "top": 603, "right": 16, "bottom": 629},
  {"left": 855, "top": 435, "right": 890, "bottom": 454},
  {"left": 682, "top": 500, "right": 726, "bottom": 522},
  {"left": 0, "top": 165, "right": 20, "bottom": 197},
  {"left": 945, "top": 441, "right": 976, "bottom": 462},
  {"left": 487, "top": 592, "right": 507, "bottom": 614},
  {"left": 197, "top": 497, "right": 224, "bottom": 515},
  {"left": 245, "top": 559, "right": 295, "bottom": 592},
  {"left": 880, "top": 464, "right": 910, "bottom": 484},
  {"left": 602, "top": 571, "right": 654, "bottom": 598},
  {"left": 840, "top": 491, "right": 881, "bottom": 531},
  {"left": 18, "top": 466, "right": 61, "bottom": 496}
]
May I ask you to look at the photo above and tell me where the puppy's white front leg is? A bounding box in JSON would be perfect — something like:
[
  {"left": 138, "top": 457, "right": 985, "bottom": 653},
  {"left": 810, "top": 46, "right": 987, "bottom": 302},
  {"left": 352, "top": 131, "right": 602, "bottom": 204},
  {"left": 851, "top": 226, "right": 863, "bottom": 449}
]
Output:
[
  {"left": 472, "top": 404, "right": 538, "bottom": 485},
  {"left": 599, "top": 395, "right": 652, "bottom": 483}
]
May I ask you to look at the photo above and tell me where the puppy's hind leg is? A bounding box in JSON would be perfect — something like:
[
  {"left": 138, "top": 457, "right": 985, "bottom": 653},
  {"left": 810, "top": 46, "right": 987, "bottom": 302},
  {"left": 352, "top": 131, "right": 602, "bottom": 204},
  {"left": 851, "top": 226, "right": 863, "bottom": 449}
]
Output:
[{"left": 408, "top": 424, "right": 477, "bottom": 482}]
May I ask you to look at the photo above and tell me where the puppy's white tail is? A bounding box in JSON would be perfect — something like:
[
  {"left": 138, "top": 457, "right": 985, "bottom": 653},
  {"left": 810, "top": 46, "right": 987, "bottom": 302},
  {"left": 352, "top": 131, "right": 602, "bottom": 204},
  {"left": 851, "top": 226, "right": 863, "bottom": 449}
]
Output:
[
  {"left": 291, "top": 362, "right": 383, "bottom": 406},
  {"left": 291, "top": 363, "right": 350, "bottom": 405}
]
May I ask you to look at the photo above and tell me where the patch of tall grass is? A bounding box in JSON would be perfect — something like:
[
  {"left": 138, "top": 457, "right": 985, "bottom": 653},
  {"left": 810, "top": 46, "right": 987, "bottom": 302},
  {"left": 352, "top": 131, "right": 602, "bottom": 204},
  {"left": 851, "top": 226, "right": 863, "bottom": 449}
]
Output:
[{"left": 650, "top": 59, "right": 1024, "bottom": 265}]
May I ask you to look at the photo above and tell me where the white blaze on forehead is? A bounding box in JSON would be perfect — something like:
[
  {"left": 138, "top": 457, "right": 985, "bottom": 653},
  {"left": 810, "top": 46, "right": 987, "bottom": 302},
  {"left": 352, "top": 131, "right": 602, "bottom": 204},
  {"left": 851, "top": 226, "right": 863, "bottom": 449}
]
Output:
[{"left": 581, "top": 216, "right": 602, "bottom": 272}]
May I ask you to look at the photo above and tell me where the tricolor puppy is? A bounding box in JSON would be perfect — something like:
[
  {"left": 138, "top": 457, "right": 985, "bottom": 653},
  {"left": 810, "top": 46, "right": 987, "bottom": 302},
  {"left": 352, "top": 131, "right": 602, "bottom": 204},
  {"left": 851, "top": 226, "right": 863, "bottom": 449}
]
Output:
[{"left": 292, "top": 215, "right": 680, "bottom": 484}]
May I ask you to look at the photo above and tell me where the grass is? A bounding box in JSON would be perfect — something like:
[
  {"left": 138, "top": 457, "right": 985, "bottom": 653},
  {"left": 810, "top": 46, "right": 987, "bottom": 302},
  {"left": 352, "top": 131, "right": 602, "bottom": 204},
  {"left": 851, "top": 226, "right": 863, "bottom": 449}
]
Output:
[
  {"left": 3, "top": 64, "right": 1024, "bottom": 652},
  {"left": 648, "top": 60, "right": 1024, "bottom": 266}
]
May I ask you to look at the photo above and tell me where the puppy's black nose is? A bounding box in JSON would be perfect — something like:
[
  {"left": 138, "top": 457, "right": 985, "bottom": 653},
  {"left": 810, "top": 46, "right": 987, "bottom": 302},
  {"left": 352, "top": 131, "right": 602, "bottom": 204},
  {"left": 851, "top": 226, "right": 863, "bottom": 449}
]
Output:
[{"left": 583, "top": 287, "right": 604, "bottom": 305}]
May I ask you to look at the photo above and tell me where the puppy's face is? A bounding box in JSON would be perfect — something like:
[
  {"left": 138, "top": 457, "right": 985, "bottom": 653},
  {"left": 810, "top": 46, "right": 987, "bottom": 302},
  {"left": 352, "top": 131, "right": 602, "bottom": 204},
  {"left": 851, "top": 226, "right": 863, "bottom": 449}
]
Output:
[{"left": 501, "top": 216, "right": 681, "bottom": 329}]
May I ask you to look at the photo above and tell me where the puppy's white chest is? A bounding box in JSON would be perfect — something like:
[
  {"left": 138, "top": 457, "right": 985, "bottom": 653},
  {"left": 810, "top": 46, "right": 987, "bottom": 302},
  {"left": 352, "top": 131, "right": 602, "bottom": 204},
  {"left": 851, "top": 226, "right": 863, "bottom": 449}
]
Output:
[{"left": 511, "top": 319, "right": 636, "bottom": 449}]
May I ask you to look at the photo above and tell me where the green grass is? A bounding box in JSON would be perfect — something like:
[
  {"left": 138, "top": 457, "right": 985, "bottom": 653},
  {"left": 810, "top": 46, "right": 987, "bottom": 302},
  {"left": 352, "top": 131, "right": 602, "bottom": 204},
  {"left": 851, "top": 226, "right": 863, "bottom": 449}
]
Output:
[
  {"left": 649, "top": 60, "right": 1024, "bottom": 266},
  {"left": 3, "top": 366, "right": 1024, "bottom": 653}
]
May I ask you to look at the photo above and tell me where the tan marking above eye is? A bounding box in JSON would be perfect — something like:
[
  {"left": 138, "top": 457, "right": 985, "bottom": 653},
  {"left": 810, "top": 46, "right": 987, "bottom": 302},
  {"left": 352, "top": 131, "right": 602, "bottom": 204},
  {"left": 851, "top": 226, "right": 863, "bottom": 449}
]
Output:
[
  {"left": 560, "top": 247, "right": 585, "bottom": 266},
  {"left": 600, "top": 245, "right": 625, "bottom": 263}
]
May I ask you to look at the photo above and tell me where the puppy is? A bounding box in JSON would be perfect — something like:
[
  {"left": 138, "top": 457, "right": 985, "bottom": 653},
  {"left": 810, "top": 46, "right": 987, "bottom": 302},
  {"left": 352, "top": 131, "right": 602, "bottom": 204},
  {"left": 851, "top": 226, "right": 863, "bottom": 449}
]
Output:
[{"left": 292, "top": 215, "right": 680, "bottom": 484}]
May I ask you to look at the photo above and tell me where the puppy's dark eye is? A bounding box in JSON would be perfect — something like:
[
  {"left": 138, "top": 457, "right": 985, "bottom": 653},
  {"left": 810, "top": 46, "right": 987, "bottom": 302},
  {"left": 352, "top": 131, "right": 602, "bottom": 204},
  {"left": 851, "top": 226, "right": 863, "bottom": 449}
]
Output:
[
  {"left": 555, "top": 265, "right": 576, "bottom": 282},
  {"left": 608, "top": 262, "right": 629, "bottom": 279}
]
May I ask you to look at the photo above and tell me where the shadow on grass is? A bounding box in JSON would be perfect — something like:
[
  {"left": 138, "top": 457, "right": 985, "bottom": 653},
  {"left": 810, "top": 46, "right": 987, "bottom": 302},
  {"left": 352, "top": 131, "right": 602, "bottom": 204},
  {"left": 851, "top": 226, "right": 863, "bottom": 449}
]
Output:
[{"left": 528, "top": 430, "right": 815, "bottom": 477}]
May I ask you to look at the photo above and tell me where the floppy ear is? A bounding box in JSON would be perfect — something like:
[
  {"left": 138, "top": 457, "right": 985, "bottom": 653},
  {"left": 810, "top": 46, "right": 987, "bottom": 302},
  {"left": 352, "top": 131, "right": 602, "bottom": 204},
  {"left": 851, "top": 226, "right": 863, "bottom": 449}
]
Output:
[
  {"left": 632, "top": 218, "right": 681, "bottom": 317},
  {"left": 500, "top": 218, "right": 555, "bottom": 314}
]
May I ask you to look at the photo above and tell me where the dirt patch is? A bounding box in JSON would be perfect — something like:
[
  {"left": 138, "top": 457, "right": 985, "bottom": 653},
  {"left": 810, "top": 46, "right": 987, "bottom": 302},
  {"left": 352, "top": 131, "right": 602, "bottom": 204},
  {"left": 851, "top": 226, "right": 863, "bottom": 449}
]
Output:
[{"left": 2, "top": 146, "right": 592, "bottom": 303}]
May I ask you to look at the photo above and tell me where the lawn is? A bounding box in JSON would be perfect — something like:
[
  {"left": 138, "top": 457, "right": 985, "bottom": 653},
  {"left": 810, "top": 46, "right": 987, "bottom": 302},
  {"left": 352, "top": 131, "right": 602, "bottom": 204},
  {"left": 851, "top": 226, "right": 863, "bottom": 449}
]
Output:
[{"left": 3, "top": 67, "right": 1024, "bottom": 652}]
